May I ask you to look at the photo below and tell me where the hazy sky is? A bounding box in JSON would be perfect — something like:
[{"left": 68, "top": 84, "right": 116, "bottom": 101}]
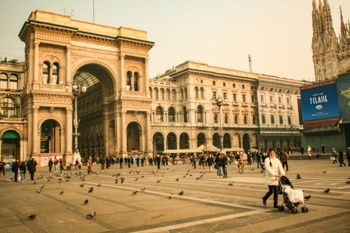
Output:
[{"left": 0, "top": 0, "right": 349, "bottom": 81}]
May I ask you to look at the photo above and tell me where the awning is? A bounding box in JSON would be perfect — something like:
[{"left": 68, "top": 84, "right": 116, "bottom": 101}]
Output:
[
  {"left": 2, "top": 130, "right": 20, "bottom": 139},
  {"left": 223, "top": 147, "right": 245, "bottom": 152},
  {"left": 163, "top": 144, "right": 219, "bottom": 154}
]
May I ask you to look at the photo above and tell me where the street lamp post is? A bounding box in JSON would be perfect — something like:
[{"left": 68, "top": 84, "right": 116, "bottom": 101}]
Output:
[
  {"left": 65, "top": 82, "right": 86, "bottom": 164},
  {"left": 211, "top": 96, "right": 228, "bottom": 151}
]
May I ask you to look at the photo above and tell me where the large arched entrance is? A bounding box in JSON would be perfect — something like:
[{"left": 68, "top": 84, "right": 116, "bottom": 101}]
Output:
[
  {"left": 127, "top": 122, "right": 141, "bottom": 152},
  {"left": 167, "top": 132, "right": 177, "bottom": 150},
  {"left": 153, "top": 132, "right": 164, "bottom": 156},
  {"left": 180, "top": 133, "right": 189, "bottom": 149},
  {"left": 213, "top": 133, "right": 220, "bottom": 149},
  {"left": 1, "top": 130, "right": 20, "bottom": 160},
  {"left": 223, "top": 133, "right": 231, "bottom": 148},
  {"left": 243, "top": 133, "right": 250, "bottom": 152},
  {"left": 197, "top": 133, "right": 206, "bottom": 147},
  {"left": 73, "top": 63, "right": 116, "bottom": 159},
  {"left": 40, "top": 120, "right": 61, "bottom": 154}
]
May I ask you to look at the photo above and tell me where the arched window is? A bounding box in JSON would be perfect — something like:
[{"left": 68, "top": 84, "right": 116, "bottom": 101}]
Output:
[
  {"left": 166, "top": 89, "right": 170, "bottom": 100},
  {"left": 184, "top": 88, "right": 188, "bottom": 99},
  {"left": 195, "top": 87, "right": 199, "bottom": 98},
  {"left": 52, "top": 63, "right": 59, "bottom": 84},
  {"left": 200, "top": 87, "right": 204, "bottom": 99},
  {"left": 43, "top": 62, "right": 50, "bottom": 84},
  {"left": 235, "top": 114, "right": 238, "bottom": 124},
  {"left": 271, "top": 115, "right": 275, "bottom": 124},
  {"left": 156, "top": 106, "right": 163, "bottom": 122},
  {"left": 262, "top": 115, "right": 266, "bottom": 124},
  {"left": 155, "top": 88, "right": 159, "bottom": 100},
  {"left": 244, "top": 115, "right": 247, "bottom": 124},
  {"left": 160, "top": 89, "right": 164, "bottom": 100},
  {"left": 197, "top": 105, "right": 203, "bottom": 123},
  {"left": 0, "top": 74, "right": 8, "bottom": 89},
  {"left": 288, "top": 116, "right": 292, "bottom": 125},
  {"left": 279, "top": 115, "right": 283, "bottom": 125},
  {"left": 214, "top": 113, "right": 218, "bottom": 123},
  {"left": 225, "top": 114, "right": 229, "bottom": 124},
  {"left": 1, "top": 98, "right": 15, "bottom": 117},
  {"left": 134, "top": 72, "right": 139, "bottom": 91},
  {"left": 168, "top": 107, "right": 175, "bottom": 122},
  {"left": 181, "top": 89, "right": 184, "bottom": 100},
  {"left": 172, "top": 89, "right": 176, "bottom": 101},
  {"left": 9, "top": 75, "right": 18, "bottom": 89},
  {"left": 126, "top": 71, "right": 132, "bottom": 90},
  {"left": 183, "top": 106, "right": 188, "bottom": 123},
  {"left": 149, "top": 88, "right": 152, "bottom": 99}
]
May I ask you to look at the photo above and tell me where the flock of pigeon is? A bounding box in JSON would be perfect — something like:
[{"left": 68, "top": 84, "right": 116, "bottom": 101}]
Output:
[{"left": 25, "top": 167, "right": 350, "bottom": 221}]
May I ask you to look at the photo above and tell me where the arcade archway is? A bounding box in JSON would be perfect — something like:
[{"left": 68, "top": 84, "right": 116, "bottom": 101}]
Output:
[
  {"left": 153, "top": 132, "right": 164, "bottom": 155},
  {"left": 127, "top": 122, "right": 141, "bottom": 152},
  {"left": 40, "top": 120, "right": 61, "bottom": 154}
]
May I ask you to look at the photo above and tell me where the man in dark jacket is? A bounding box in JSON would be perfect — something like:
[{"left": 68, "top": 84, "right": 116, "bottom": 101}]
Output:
[
  {"left": 27, "top": 158, "right": 37, "bottom": 180},
  {"left": 207, "top": 154, "right": 214, "bottom": 172},
  {"left": 339, "top": 149, "right": 346, "bottom": 167},
  {"left": 156, "top": 155, "right": 161, "bottom": 169},
  {"left": 100, "top": 157, "right": 105, "bottom": 170},
  {"left": 119, "top": 157, "right": 123, "bottom": 169},
  {"left": 346, "top": 147, "right": 350, "bottom": 166},
  {"left": 48, "top": 158, "right": 53, "bottom": 172},
  {"left": 12, "top": 159, "right": 19, "bottom": 182}
]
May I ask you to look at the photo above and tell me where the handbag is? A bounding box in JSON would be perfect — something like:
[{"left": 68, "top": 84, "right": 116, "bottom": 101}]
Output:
[
  {"left": 330, "top": 156, "right": 335, "bottom": 161},
  {"left": 214, "top": 164, "right": 219, "bottom": 169}
]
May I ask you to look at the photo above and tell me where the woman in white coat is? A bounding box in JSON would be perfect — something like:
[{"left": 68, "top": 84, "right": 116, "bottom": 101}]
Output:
[{"left": 262, "top": 150, "right": 285, "bottom": 208}]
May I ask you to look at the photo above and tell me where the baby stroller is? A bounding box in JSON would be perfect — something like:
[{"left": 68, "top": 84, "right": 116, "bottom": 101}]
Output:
[{"left": 278, "top": 176, "right": 309, "bottom": 214}]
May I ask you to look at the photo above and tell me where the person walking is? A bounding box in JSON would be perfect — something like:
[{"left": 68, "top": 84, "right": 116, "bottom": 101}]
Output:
[
  {"left": 100, "top": 157, "right": 105, "bottom": 170},
  {"left": 75, "top": 158, "right": 80, "bottom": 171},
  {"left": 346, "top": 147, "right": 350, "bottom": 166},
  {"left": 300, "top": 146, "right": 304, "bottom": 155},
  {"left": 59, "top": 158, "right": 64, "bottom": 174},
  {"left": 339, "top": 149, "right": 346, "bottom": 167},
  {"left": 256, "top": 151, "right": 262, "bottom": 169},
  {"left": 1, "top": 159, "right": 6, "bottom": 176},
  {"left": 332, "top": 148, "right": 338, "bottom": 164},
  {"left": 207, "top": 154, "right": 214, "bottom": 173},
  {"left": 215, "top": 153, "right": 222, "bottom": 178},
  {"left": 156, "top": 155, "right": 161, "bottom": 169},
  {"left": 87, "top": 157, "right": 93, "bottom": 174},
  {"left": 12, "top": 159, "right": 19, "bottom": 182},
  {"left": 136, "top": 157, "right": 140, "bottom": 167},
  {"left": 222, "top": 154, "right": 228, "bottom": 178},
  {"left": 27, "top": 158, "right": 37, "bottom": 180},
  {"left": 280, "top": 150, "right": 289, "bottom": 172},
  {"left": 19, "top": 161, "right": 26, "bottom": 182},
  {"left": 262, "top": 150, "right": 285, "bottom": 208},
  {"left": 119, "top": 156, "right": 123, "bottom": 169},
  {"left": 48, "top": 158, "right": 53, "bottom": 172},
  {"left": 322, "top": 144, "right": 325, "bottom": 154},
  {"left": 141, "top": 156, "right": 144, "bottom": 167},
  {"left": 54, "top": 159, "right": 58, "bottom": 171},
  {"left": 193, "top": 153, "right": 197, "bottom": 169},
  {"left": 238, "top": 152, "right": 245, "bottom": 173}
]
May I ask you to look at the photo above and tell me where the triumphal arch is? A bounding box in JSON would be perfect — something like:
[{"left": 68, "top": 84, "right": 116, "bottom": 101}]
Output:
[{"left": 19, "top": 9, "right": 154, "bottom": 165}]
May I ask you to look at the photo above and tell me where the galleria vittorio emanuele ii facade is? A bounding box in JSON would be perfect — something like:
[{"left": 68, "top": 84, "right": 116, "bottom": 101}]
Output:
[{"left": 0, "top": 9, "right": 309, "bottom": 166}]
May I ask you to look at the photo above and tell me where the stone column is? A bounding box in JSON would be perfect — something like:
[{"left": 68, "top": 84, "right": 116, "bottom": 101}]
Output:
[
  {"left": 146, "top": 112, "right": 152, "bottom": 156},
  {"left": 19, "top": 140, "right": 24, "bottom": 161},
  {"left": 0, "top": 140, "right": 2, "bottom": 159},
  {"left": 33, "top": 42, "right": 40, "bottom": 83},
  {"left": 176, "top": 138, "right": 180, "bottom": 150},
  {"left": 65, "top": 107, "right": 73, "bottom": 165},
  {"left": 141, "top": 130, "right": 145, "bottom": 153},
  {"left": 121, "top": 111, "right": 127, "bottom": 157},
  {"left": 66, "top": 47, "right": 71, "bottom": 84},
  {"left": 144, "top": 58, "right": 149, "bottom": 94},
  {"left": 55, "top": 125, "right": 60, "bottom": 153},
  {"left": 119, "top": 55, "right": 125, "bottom": 94},
  {"left": 103, "top": 106, "right": 109, "bottom": 157},
  {"left": 114, "top": 112, "right": 119, "bottom": 157},
  {"left": 32, "top": 106, "right": 39, "bottom": 156}
]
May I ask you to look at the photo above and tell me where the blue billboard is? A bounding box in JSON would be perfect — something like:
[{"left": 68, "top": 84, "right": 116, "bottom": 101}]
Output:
[{"left": 300, "top": 80, "right": 340, "bottom": 128}]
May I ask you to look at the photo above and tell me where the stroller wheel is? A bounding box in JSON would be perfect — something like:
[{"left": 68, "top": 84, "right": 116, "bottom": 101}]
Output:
[
  {"left": 301, "top": 207, "right": 306, "bottom": 213},
  {"left": 305, "top": 207, "right": 309, "bottom": 213},
  {"left": 291, "top": 209, "right": 295, "bottom": 214},
  {"left": 294, "top": 209, "right": 298, "bottom": 214},
  {"left": 278, "top": 206, "right": 284, "bottom": 211}
]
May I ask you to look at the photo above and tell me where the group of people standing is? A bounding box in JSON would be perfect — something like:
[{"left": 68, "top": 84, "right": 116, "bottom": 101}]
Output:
[
  {"left": 10, "top": 158, "right": 38, "bottom": 182},
  {"left": 331, "top": 147, "right": 350, "bottom": 167}
]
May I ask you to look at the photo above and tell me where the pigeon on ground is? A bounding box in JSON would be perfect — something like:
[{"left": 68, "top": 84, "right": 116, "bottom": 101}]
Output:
[
  {"left": 346, "top": 181, "right": 350, "bottom": 184},
  {"left": 188, "top": 170, "right": 190, "bottom": 172},
  {"left": 183, "top": 176, "right": 186, "bottom": 178},
  {"left": 169, "top": 194, "right": 173, "bottom": 199},
  {"left": 60, "top": 191, "right": 64, "bottom": 195},
  {"left": 87, "top": 212, "right": 96, "bottom": 218},
  {"left": 141, "top": 188, "right": 146, "bottom": 191},
  {"left": 141, "top": 176, "right": 144, "bottom": 178},
  {"left": 82, "top": 179, "right": 85, "bottom": 181},
  {"left": 36, "top": 190, "right": 42, "bottom": 194},
  {"left": 178, "top": 191, "right": 184, "bottom": 195},
  {"left": 173, "top": 170, "right": 175, "bottom": 172},
  {"left": 251, "top": 168, "right": 254, "bottom": 170},
  {"left": 84, "top": 199, "right": 88, "bottom": 205},
  {"left": 297, "top": 174, "right": 301, "bottom": 179},
  {"left": 112, "top": 174, "right": 115, "bottom": 177},
  {"left": 33, "top": 182, "right": 36, "bottom": 185},
  {"left": 228, "top": 182, "right": 234, "bottom": 186},
  {"left": 80, "top": 184, "right": 84, "bottom": 187},
  {"left": 190, "top": 174, "right": 192, "bottom": 176},
  {"left": 66, "top": 179, "right": 69, "bottom": 182},
  {"left": 132, "top": 191, "right": 138, "bottom": 195},
  {"left": 167, "top": 168, "right": 169, "bottom": 170},
  {"left": 88, "top": 187, "right": 94, "bottom": 193},
  {"left": 115, "top": 180, "right": 118, "bottom": 184},
  {"left": 98, "top": 183, "right": 101, "bottom": 187},
  {"left": 58, "top": 181, "right": 62, "bottom": 183},
  {"left": 175, "top": 178, "right": 179, "bottom": 181},
  {"left": 196, "top": 177, "right": 201, "bottom": 180},
  {"left": 157, "top": 180, "right": 161, "bottom": 183},
  {"left": 47, "top": 179, "right": 51, "bottom": 182},
  {"left": 135, "top": 178, "right": 138, "bottom": 181},
  {"left": 323, "top": 188, "right": 330, "bottom": 193},
  {"left": 28, "top": 214, "right": 36, "bottom": 220},
  {"left": 323, "top": 171, "right": 326, "bottom": 173},
  {"left": 121, "top": 179, "right": 124, "bottom": 184},
  {"left": 304, "top": 195, "right": 311, "bottom": 200}
]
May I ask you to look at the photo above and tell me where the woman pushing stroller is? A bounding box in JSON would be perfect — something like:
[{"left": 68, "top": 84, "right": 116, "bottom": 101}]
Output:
[{"left": 262, "top": 149, "right": 285, "bottom": 208}]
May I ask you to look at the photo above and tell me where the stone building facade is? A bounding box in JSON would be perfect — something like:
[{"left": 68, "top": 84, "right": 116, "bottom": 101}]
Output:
[{"left": 0, "top": 9, "right": 309, "bottom": 165}]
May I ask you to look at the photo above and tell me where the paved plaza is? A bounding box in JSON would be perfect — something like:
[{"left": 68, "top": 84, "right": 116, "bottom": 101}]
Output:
[{"left": 1, "top": 159, "right": 350, "bottom": 233}]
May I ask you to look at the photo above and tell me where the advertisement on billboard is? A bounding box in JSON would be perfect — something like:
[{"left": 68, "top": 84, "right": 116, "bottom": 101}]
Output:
[
  {"left": 300, "top": 79, "right": 340, "bottom": 128},
  {"left": 336, "top": 74, "right": 350, "bottom": 121}
]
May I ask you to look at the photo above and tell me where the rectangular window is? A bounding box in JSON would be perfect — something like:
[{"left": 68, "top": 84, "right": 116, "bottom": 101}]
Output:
[
  {"left": 223, "top": 92, "right": 227, "bottom": 99},
  {"left": 242, "top": 95, "right": 246, "bottom": 102},
  {"left": 233, "top": 93, "right": 236, "bottom": 102},
  {"left": 242, "top": 85, "right": 245, "bottom": 89},
  {"left": 213, "top": 91, "right": 217, "bottom": 99},
  {"left": 213, "top": 81, "right": 216, "bottom": 85},
  {"left": 233, "top": 83, "right": 236, "bottom": 88},
  {"left": 261, "top": 95, "right": 264, "bottom": 102},
  {"left": 223, "top": 82, "right": 226, "bottom": 87},
  {"left": 279, "top": 97, "right": 282, "bottom": 104},
  {"left": 287, "top": 98, "right": 290, "bottom": 105},
  {"left": 251, "top": 96, "right": 254, "bottom": 103},
  {"left": 270, "top": 96, "right": 273, "bottom": 103}
]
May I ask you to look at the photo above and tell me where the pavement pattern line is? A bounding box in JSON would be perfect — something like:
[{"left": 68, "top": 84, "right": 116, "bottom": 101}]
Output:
[
  {"left": 130, "top": 210, "right": 263, "bottom": 233},
  {"left": 85, "top": 182, "right": 269, "bottom": 211}
]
